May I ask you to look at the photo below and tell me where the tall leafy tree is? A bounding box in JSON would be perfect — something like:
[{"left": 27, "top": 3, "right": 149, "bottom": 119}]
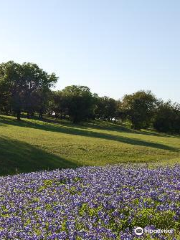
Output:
[
  {"left": 0, "top": 61, "right": 23, "bottom": 120},
  {"left": 0, "top": 76, "right": 11, "bottom": 114},
  {"left": 0, "top": 61, "right": 58, "bottom": 120},
  {"left": 153, "top": 101, "right": 180, "bottom": 133},
  {"left": 95, "top": 96, "right": 117, "bottom": 121},
  {"left": 21, "top": 62, "right": 58, "bottom": 118},
  {"left": 122, "top": 91, "right": 157, "bottom": 129},
  {"left": 62, "top": 85, "right": 95, "bottom": 123},
  {"left": 50, "top": 91, "right": 68, "bottom": 119}
]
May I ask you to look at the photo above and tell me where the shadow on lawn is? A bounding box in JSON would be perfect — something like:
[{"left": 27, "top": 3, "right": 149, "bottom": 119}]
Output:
[
  {"left": 0, "top": 115, "right": 178, "bottom": 153},
  {"left": 0, "top": 136, "right": 81, "bottom": 176}
]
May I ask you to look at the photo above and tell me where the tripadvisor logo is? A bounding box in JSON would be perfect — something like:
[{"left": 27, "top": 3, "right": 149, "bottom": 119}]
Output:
[
  {"left": 134, "top": 227, "right": 144, "bottom": 236},
  {"left": 134, "top": 227, "right": 174, "bottom": 236}
]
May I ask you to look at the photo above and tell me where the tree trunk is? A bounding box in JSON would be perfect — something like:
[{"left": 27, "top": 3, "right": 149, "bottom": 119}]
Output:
[{"left": 17, "top": 111, "right": 21, "bottom": 121}]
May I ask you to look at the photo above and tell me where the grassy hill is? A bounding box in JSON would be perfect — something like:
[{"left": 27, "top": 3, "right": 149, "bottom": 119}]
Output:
[{"left": 0, "top": 115, "right": 180, "bottom": 175}]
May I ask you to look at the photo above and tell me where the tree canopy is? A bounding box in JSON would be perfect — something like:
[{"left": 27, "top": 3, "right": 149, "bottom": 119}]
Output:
[
  {"left": 0, "top": 61, "right": 58, "bottom": 120},
  {"left": 122, "top": 91, "right": 157, "bottom": 129},
  {"left": 0, "top": 61, "right": 180, "bottom": 134}
]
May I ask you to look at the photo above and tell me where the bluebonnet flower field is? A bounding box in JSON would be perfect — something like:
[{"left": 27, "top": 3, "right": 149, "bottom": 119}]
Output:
[
  {"left": 0, "top": 165, "right": 179, "bottom": 240},
  {"left": 1, "top": 0, "right": 180, "bottom": 239}
]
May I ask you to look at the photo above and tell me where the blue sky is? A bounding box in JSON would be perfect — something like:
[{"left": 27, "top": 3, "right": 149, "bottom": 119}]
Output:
[{"left": 0, "top": 0, "right": 180, "bottom": 102}]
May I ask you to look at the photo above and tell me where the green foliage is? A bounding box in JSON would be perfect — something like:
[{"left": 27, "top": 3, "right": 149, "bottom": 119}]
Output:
[
  {"left": 0, "top": 61, "right": 58, "bottom": 120},
  {"left": 95, "top": 96, "right": 117, "bottom": 120},
  {"left": 122, "top": 90, "right": 157, "bottom": 130},
  {"left": 50, "top": 90, "right": 68, "bottom": 119},
  {"left": 0, "top": 115, "right": 180, "bottom": 176},
  {"left": 61, "top": 85, "right": 95, "bottom": 123},
  {"left": 153, "top": 101, "right": 180, "bottom": 133},
  {"left": 1, "top": 61, "right": 180, "bottom": 134},
  {"left": 132, "top": 208, "right": 176, "bottom": 228}
]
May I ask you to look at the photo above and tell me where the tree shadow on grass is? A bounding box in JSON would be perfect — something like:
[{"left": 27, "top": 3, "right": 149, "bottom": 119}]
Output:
[
  {"left": 0, "top": 137, "right": 81, "bottom": 176},
  {"left": 84, "top": 120, "right": 174, "bottom": 138},
  {"left": 0, "top": 115, "right": 179, "bottom": 152},
  {"left": 28, "top": 117, "right": 165, "bottom": 137}
]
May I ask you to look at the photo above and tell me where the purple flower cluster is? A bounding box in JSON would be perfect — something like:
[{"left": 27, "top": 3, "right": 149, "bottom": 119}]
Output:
[{"left": 0, "top": 165, "right": 179, "bottom": 239}]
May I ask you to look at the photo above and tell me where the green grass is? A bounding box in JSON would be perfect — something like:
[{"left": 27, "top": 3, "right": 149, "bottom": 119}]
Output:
[{"left": 0, "top": 115, "right": 180, "bottom": 175}]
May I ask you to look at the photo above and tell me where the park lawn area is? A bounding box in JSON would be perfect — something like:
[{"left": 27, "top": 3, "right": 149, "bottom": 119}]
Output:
[{"left": 0, "top": 115, "right": 180, "bottom": 175}]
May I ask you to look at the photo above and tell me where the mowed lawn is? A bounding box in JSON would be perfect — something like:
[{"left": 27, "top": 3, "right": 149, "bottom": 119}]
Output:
[{"left": 0, "top": 115, "right": 180, "bottom": 175}]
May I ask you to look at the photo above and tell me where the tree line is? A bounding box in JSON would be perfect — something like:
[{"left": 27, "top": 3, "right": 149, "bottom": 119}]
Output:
[{"left": 0, "top": 61, "right": 180, "bottom": 134}]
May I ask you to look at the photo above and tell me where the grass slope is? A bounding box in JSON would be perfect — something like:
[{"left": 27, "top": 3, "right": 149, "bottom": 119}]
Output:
[{"left": 0, "top": 115, "right": 180, "bottom": 175}]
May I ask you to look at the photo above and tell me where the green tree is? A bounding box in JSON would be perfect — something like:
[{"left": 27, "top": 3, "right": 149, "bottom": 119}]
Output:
[
  {"left": 62, "top": 85, "right": 95, "bottom": 123},
  {"left": 50, "top": 91, "right": 68, "bottom": 119},
  {"left": 21, "top": 62, "right": 58, "bottom": 119},
  {"left": 0, "top": 77, "right": 11, "bottom": 114},
  {"left": 122, "top": 90, "right": 157, "bottom": 129},
  {"left": 0, "top": 61, "right": 58, "bottom": 120},
  {"left": 0, "top": 61, "right": 23, "bottom": 120},
  {"left": 153, "top": 101, "right": 180, "bottom": 133},
  {"left": 95, "top": 96, "right": 117, "bottom": 121}
]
